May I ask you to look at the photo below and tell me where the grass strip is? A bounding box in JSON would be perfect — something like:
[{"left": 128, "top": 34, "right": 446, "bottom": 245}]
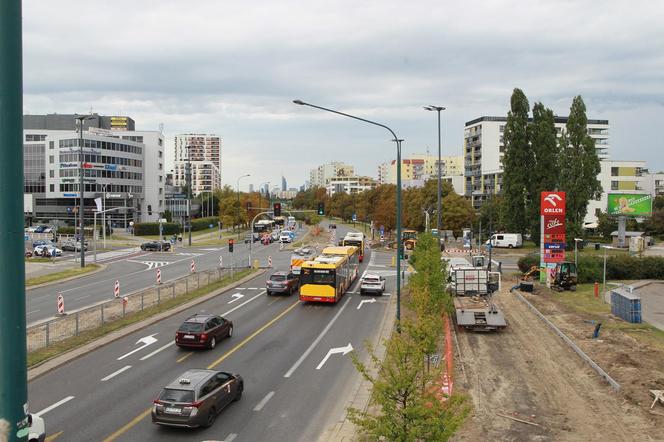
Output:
[
  {"left": 26, "top": 264, "right": 101, "bottom": 287},
  {"left": 27, "top": 268, "right": 255, "bottom": 367}
]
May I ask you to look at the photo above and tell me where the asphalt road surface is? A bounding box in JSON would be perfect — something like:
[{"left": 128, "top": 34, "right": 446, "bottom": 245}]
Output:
[
  {"left": 26, "top": 227, "right": 307, "bottom": 325},
  {"left": 29, "top": 225, "right": 399, "bottom": 441}
]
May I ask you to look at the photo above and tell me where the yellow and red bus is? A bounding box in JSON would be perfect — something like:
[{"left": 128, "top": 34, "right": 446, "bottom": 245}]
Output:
[
  {"left": 342, "top": 233, "right": 365, "bottom": 262},
  {"left": 299, "top": 246, "right": 359, "bottom": 303}
]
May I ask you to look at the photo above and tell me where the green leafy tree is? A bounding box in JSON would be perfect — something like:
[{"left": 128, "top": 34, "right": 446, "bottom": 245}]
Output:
[
  {"left": 478, "top": 195, "right": 506, "bottom": 239},
  {"left": 558, "top": 96, "right": 602, "bottom": 243},
  {"left": 162, "top": 209, "right": 173, "bottom": 223},
  {"left": 501, "top": 88, "right": 531, "bottom": 234},
  {"left": 527, "top": 102, "right": 559, "bottom": 244},
  {"left": 441, "top": 193, "right": 475, "bottom": 235}
]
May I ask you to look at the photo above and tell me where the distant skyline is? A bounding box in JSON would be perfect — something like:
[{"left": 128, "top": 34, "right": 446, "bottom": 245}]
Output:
[{"left": 22, "top": 0, "right": 664, "bottom": 188}]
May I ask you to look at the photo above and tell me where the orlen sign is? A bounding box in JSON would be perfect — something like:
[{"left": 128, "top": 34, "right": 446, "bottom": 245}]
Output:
[{"left": 540, "top": 192, "right": 566, "bottom": 215}]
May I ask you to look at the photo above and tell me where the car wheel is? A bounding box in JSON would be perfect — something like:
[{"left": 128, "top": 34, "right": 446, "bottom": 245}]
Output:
[
  {"left": 508, "top": 244, "right": 514, "bottom": 249},
  {"left": 228, "top": 326, "right": 233, "bottom": 338},
  {"left": 209, "top": 336, "right": 216, "bottom": 349},
  {"left": 233, "top": 382, "right": 243, "bottom": 402},
  {"left": 267, "top": 291, "right": 271, "bottom": 296},
  {"left": 204, "top": 407, "right": 217, "bottom": 428}
]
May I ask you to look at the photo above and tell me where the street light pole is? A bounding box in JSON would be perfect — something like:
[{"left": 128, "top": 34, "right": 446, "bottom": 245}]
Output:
[
  {"left": 602, "top": 245, "right": 614, "bottom": 302},
  {"left": 237, "top": 174, "right": 250, "bottom": 240},
  {"left": 185, "top": 145, "right": 193, "bottom": 246},
  {"left": 293, "top": 99, "right": 404, "bottom": 324},
  {"left": 574, "top": 238, "right": 583, "bottom": 270},
  {"left": 75, "top": 114, "right": 92, "bottom": 267},
  {"left": 424, "top": 105, "right": 445, "bottom": 233}
]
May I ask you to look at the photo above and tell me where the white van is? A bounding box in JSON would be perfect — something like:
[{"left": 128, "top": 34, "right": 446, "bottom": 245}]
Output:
[{"left": 486, "top": 233, "right": 523, "bottom": 249}]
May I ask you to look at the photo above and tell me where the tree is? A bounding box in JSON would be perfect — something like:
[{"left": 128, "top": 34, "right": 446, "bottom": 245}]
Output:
[
  {"left": 441, "top": 193, "right": 475, "bottom": 237},
  {"left": 501, "top": 88, "right": 531, "bottom": 234},
  {"left": 527, "top": 102, "right": 559, "bottom": 245},
  {"left": 162, "top": 209, "right": 173, "bottom": 223},
  {"left": 478, "top": 195, "right": 506, "bottom": 239},
  {"left": 558, "top": 96, "right": 602, "bottom": 243}
]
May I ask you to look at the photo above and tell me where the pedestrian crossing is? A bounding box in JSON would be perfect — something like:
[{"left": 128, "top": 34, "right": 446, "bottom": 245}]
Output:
[{"left": 176, "top": 252, "right": 204, "bottom": 257}]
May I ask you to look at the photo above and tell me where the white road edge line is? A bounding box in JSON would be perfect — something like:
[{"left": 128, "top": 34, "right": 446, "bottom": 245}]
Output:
[
  {"left": 224, "top": 434, "right": 238, "bottom": 442},
  {"left": 101, "top": 365, "right": 132, "bottom": 381},
  {"left": 253, "top": 391, "right": 275, "bottom": 411},
  {"left": 27, "top": 309, "right": 40, "bottom": 315},
  {"left": 34, "top": 396, "right": 75, "bottom": 417},
  {"left": 284, "top": 297, "right": 352, "bottom": 378},
  {"left": 140, "top": 342, "right": 174, "bottom": 361}
]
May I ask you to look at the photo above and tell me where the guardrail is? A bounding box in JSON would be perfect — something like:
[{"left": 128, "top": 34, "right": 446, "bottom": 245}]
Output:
[{"left": 26, "top": 265, "right": 253, "bottom": 352}]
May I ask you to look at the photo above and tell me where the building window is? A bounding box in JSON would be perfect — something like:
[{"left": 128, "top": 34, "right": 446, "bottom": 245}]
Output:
[
  {"left": 49, "top": 184, "right": 54, "bottom": 192},
  {"left": 49, "top": 155, "right": 54, "bottom": 164},
  {"left": 49, "top": 141, "right": 54, "bottom": 149},
  {"left": 49, "top": 170, "right": 54, "bottom": 178},
  {"left": 611, "top": 167, "right": 619, "bottom": 177},
  {"left": 611, "top": 181, "right": 619, "bottom": 190}
]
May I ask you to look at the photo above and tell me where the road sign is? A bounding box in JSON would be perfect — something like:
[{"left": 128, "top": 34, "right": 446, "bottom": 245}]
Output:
[{"left": 352, "top": 213, "right": 357, "bottom": 221}]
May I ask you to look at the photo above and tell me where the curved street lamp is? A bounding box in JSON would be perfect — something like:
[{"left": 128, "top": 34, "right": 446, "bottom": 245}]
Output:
[
  {"left": 424, "top": 105, "right": 445, "bottom": 234},
  {"left": 293, "top": 99, "right": 404, "bottom": 325}
]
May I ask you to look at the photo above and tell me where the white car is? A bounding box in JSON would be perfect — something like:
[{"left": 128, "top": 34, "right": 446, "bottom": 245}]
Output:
[
  {"left": 360, "top": 273, "right": 386, "bottom": 295},
  {"left": 279, "top": 233, "right": 292, "bottom": 243},
  {"left": 33, "top": 245, "right": 62, "bottom": 257},
  {"left": 29, "top": 413, "right": 46, "bottom": 442}
]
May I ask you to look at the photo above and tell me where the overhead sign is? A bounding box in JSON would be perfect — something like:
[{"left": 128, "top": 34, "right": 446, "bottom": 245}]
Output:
[
  {"left": 540, "top": 192, "right": 566, "bottom": 215},
  {"left": 607, "top": 193, "right": 652, "bottom": 216},
  {"left": 543, "top": 215, "right": 566, "bottom": 235}
]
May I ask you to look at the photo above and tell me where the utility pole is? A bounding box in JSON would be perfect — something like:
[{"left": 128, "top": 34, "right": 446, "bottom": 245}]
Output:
[
  {"left": 1, "top": 1, "right": 29, "bottom": 438},
  {"left": 185, "top": 145, "right": 192, "bottom": 246}
]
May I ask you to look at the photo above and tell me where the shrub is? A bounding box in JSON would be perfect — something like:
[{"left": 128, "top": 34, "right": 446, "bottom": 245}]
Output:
[
  {"left": 517, "top": 254, "right": 539, "bottom": 273},
  {"left": 57, "top": 226, "right": 75, "bottom": 234},
  {"left": 133, "top": 222, "right": 181, "bottom": 236},
  {"left": 191, "top": 217, "right": 219, "bottom": 232}
]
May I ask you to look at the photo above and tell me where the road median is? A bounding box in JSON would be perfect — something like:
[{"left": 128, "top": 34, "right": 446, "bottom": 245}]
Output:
[{"left": 26, "top": 263, "right": 105, "bottom": 289}]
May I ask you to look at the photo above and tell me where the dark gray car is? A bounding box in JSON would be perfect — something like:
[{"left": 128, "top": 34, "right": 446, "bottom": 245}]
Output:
[{"left": 152, "top": 369, "right": 243, "bottom": 428}]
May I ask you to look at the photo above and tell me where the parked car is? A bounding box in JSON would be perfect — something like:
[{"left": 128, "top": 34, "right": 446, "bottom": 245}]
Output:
[
  {"left": 62, "top": 240, "right": 87, "bottom": 252},
  {"left": 32, "top": 239, "right": 53, "bottom": 248},
  {"left": 33, "top": 225, "right": 47, "bottom": 233},
  {"left": 34, "top": 245, "right": 62, "bottom": 257},
  {"left": 140, "top": 241, "right": 171, "bottom": 251},
  {"left": 360, "top": 273, "right": 386, "bottom": 295},
  {"left": 175, "top": 313, "right": 233, "bottom": 349},
  {"left": 151, "top": 369, "right": 243, "bottom": 428},
  {"left": 266, "top": 271, "right": 300, "bottom": 295}
]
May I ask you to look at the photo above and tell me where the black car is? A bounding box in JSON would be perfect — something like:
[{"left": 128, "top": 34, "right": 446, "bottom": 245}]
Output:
[
  {"left": 175, "top": 313, "right": 233, "bottom": 349},
  {"left": 140, "top": 241, "right": 171, "bottom": 251},
  {"left": 152, "top": 369, "right": 243, "bottom": 428},
  {"left": 329, "top": 223, "right": 336, "bottom": 229}
]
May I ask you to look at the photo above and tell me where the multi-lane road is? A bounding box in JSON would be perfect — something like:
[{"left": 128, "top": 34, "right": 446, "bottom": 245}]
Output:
[
  {"left": 27, "top": 230, "right": 302, "bottom": 325},
  {"left": 28, "top": 225, "right": 399, "bottom": 441}
]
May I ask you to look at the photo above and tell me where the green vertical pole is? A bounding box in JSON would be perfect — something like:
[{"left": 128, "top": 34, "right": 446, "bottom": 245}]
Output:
[
  {"left": 0, "top": 0, "right": 29, "bottom": 440},
  {"left": 395, "top": 139, "right": 402, "bottom": 324}
]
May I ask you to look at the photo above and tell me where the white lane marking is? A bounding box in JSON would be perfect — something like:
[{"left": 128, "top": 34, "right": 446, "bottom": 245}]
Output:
[
  {"left": 35, "top": 396, "right": 75, "bottom": 417},
  {"left": 253, "top": 391, "right": 275, "bottom": 411},
  {"left": 357, "top": 299, "right": 376, "bottom": 310},
  {"left": 228, "top": 293, "right": 245, "bottom": 304},
  {"left": 27, "top": 309, "right": 41, "bottom": 315},
  {"left": 101, "top": 365, "right": 132, "bottom": 381},
  {"left": 223, "top": 291, "right": 265, "bottom": 316},
  {"left": 316, "top": 343, "right": 353, "bottom": 370},
  {"left": 284, "top": 297, "right": 352, "bottom": 378},
  {"left": 140, "top": 342, "right": 174, "bottom": 361},
  {"left": 236, "top": 287, "right": 247, "bottom": 290},
  {"left": 224, "top": 434, "right": 238, "bottom": 442},
  {"left": 117, "top": 334, "right": 158, "bottom": 360},
  {"left": 77, "top": 294, "right": 91, "bottom": 299}
]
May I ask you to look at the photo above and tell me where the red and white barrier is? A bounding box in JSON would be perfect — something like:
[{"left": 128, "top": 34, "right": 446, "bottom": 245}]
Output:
[
  {"left": 114, "top": 280, "right": 120, "bottom": 298},
  {"left": 219, "top": 256, "right": 223, "bottom": 268},
  {"left": 268, "top": 256, "right": 272, "bottom": 267},
  {"left": 191, "top": 259, "right": 196, "bottom": 273},
  {"left": 57, "top": 293, "right": 65, "bottom": 315},
  {"left": 156, "top": 268, "right": 162, "bottom": 284}
]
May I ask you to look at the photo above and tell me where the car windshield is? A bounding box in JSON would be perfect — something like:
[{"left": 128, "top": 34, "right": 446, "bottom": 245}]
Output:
[
  {"left": 178, "top": 322, "right": 204, "bottom": 332},
  {"left": 158, "top": 388, "right": 195, "bottom": 403},
  {"left": 363, "top": 277, "right": 380, "bottom": 283},
  {"left": 270, "top": 274, "right": 286, "bottom": 281}
]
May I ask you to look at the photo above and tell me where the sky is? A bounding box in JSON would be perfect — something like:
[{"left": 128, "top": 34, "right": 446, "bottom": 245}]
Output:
[{"left": 22, "top": 0, "right": 664, "bottom": 191}]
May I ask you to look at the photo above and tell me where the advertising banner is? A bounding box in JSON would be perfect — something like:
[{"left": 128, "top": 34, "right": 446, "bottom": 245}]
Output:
[
  {"left": 540, "top": 192, "right": 566, "bottom": 216},
  {"left": 607, "top": 193, "right": 652, "bottom": 216}
]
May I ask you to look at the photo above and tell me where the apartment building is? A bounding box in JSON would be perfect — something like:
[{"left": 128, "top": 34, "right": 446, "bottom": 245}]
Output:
[
  {"left": 377, "top": 154, "right": 464, "bottom": 194},
  {"left": 309, "top": 162, "right": 355, "bottom": 188},
  {"left": 464, "top": 116, "right": 610, "bottom": 209},
  {"left": 326, "top": 176, "right": 377, "bottom": 195},
  {"left": 173, "top": 134, "right": 222, "bottom": 195}
]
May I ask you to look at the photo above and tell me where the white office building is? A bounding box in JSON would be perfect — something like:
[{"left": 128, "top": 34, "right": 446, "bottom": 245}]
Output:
[{"left": 309, "top": 162, "right": 355, "bottom": 188}]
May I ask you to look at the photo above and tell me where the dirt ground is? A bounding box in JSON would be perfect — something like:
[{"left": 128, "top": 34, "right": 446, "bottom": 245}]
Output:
[{"left": 452, "top": 286, "right": 661, "bottom": 441}]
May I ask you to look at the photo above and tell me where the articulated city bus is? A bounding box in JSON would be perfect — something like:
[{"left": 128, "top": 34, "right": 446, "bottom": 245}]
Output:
[{"left": 299, "top": 246, "right": 359, "bottom": 303}]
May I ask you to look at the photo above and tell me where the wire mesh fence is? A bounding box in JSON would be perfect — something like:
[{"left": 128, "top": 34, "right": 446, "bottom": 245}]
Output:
[{"left": 27, "top": 266, "right": 248, "bottom": 352}]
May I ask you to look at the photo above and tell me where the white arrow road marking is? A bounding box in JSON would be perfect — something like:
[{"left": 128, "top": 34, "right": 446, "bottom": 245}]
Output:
[
  {"left": 101, "top": 365, "right": 132, "bottom": 381},
  {"left": 35, "top": 396, "right": 75, "bottom": 417},
  {"left": 228, "top": 293, "right": 245, "bottom": 304},
  {"left": 140, "top": 342, "right": 175, "bottom": 361},
  {"left": 253, "top": 391, "right": 275, "bottom": 411},
  {"left": 284, "top": 297, "right": 351, "bottom": 378},
  {"left": 223, "top": 434, "right": 238, "bottom": 442},
  {"left": 117, "top": 333, "right": 158, "bottom": 360},
  {"left": 316, "top": 343, "right": 354, "bottom": 370},
  {"left": 357, "top": 298, "right": 376, "bottom": 310}
]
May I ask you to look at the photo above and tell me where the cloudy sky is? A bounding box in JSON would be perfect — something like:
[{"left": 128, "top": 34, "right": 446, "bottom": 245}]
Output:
[{"left": 22, "top": 0, "right": 664, "bottom": 190}]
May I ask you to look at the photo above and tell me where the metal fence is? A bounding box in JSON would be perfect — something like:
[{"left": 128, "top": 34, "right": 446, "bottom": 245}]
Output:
[{"left": 27, "top": 266, "right": 251, "bottom": 352}]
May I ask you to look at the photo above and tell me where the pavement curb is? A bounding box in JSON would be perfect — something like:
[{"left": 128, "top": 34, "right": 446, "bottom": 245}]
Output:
[
  {"left": 27, "top": 268, "right": 265, "bottom": 381},
  {"left": 320, "top": 291, "right": 398, "bottom": 441},
  {"left": 26, "top": 263, "right": 108, "bottom": 291}
]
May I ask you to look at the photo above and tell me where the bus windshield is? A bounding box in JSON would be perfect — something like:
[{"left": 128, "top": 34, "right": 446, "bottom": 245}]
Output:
[{"left": 301, "top": 269, "right": 336, "bottom": 285}]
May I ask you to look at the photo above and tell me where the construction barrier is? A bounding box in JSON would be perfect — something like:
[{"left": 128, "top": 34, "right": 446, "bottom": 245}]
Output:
[
  {"left": 57, "top": 293, "right": 65, "bottom": 315},
  {"left": 191, "top": 259, "right": 196, "bottom": 274},
  {"left": 114, "top": 280, "right": 120, "bottom": 298},
  {"left": 219, "top": 256, "right": 223, "bottom": 267},
  {"left": 156, "top": 268, "right": 162, "bottom": 284},
  {"left": 268, "top": 256, "right": 272, "bottom": 267}
]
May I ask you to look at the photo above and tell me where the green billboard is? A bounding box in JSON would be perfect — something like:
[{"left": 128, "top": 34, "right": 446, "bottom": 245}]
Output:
[{"left": 607, "top": 193, "right": 652, "bottom": 216}]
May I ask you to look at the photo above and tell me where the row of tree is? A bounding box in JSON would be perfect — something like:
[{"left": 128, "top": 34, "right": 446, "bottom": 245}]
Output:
[{"left": 501, "top": 89, "right": 602, "bottom": 244}]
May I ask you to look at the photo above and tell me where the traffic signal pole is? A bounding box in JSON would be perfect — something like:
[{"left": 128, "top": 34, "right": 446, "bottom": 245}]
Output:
[{"left": 0, "top": 1, "right": 30, "bottom": 439}]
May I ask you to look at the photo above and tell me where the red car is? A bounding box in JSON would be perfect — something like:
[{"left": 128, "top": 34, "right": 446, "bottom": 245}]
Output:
[{"left": 175, "top": 314, "right": 233, "bottom": 350}]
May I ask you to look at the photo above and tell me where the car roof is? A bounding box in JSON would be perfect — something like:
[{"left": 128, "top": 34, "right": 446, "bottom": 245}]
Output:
[
  {"left": 164, "top": 369, "right": 218, "bottom": 391},
  {"left": 184, "top": 313, "right": 216, "bottom": 323},
  {"left": 363, "top": 273, "right": 381, "bottom": 279},
  {"left": 271, "top": 271, "right": 288, "bottom": 276}
]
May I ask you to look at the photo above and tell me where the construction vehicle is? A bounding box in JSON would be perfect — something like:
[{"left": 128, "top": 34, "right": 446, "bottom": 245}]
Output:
[
  {"left": 445, "top": 258, "right": 507, "bottom": 331},
  {"left": 402, "top": 229, "right": 418, "bottom": 250},
  {"left": 552, "top": 261, "right": 577, "bottom": 291}
]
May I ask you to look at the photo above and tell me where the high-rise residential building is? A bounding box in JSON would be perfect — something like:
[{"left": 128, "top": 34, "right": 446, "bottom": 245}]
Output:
[
  {"left": 173, "top": 134, "right": 222, "bottom": 195},
  {"left": 22, "top": 113, "right": 164, "bottom": 225},
  {"left": 309, "top": 161, "right": 354, "bottom": 188},
  {"left": 464, "top": 116, "right": 610, "bottom": 209},
  {"left": 248, "top": 183, "right": 255, "bottom": 193},
  {"left": 377, "top": 154, "right": 464, "bottom": 194},
  {"left": 281, "top": 176, "right": 287, "bottom": 191}
]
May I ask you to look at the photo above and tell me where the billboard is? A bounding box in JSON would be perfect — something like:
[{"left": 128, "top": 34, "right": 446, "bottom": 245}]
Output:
[
  {"left": 607, "top": 194, "right": 652, "bottom": 216},
  {"left": 540, "top": 192, "right": 566, "bottom": 215}
]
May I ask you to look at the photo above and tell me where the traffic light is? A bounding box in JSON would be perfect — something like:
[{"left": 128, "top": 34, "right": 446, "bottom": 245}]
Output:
[
  {"left": 317, "top": 202, "right": 325, "bottom": 216},
  {"left": 228, "top": 238, "right": 234, "bottom": 253},
  {"left": 273, "top": 202, "right": 281, "bottom": 217}
]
